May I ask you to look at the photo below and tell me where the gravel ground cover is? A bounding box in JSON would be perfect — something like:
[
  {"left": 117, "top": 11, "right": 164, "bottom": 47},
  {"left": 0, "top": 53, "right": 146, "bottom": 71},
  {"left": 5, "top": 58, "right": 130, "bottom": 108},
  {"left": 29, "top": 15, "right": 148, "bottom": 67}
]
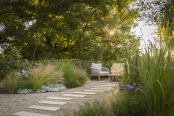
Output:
[{"left": 0, "top": 79, "right": 118, "bottom": 116}]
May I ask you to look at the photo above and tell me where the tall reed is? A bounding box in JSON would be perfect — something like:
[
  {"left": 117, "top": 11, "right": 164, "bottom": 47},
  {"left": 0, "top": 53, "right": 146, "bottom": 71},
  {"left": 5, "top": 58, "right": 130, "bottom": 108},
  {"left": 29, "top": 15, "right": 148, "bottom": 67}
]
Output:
[
  {"left": 139, "top": 44, "right": 174, "bottom": 116},
  {"left": 122, "top": 41, "right": 174, "bottom": 115}
]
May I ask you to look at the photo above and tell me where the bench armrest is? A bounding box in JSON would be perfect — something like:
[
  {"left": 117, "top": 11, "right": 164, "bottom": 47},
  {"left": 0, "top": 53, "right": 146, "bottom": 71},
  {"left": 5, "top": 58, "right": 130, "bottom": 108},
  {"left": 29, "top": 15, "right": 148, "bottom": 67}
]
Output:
[{"left": 102, "top": 67, "right": 109, "bottom": 72}]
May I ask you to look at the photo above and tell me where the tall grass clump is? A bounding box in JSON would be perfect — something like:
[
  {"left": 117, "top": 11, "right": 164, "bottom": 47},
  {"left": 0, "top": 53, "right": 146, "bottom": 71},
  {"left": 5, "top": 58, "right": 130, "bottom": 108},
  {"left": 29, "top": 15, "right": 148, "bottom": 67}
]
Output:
[
  {"left": 122, "top": 42, "right": 174, "bottom": 115},
  {"left": 63, "top": 63, "right": 88, "bottom": 88},
  {"left": 30, "top": 63, "right": 64, "bottom": 91},
  {"left": 138, "top": 43, "right": 174, "bottom": 116},
  {"left": 120, "top": 22, "right": 174, "bottom": 115},
  {"left": 3, "top": 72, "right": 19, "bottom": 93}
]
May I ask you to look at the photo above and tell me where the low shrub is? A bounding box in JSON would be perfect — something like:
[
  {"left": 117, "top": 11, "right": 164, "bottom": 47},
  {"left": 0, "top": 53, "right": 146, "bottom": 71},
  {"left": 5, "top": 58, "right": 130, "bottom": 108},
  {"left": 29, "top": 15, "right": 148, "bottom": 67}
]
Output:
[
  {"left": 0, "top": 48, "right": 32, "bottom": 81},
  {"left": 3, "top": 72, "right": 19, "bottom": 93},
  {"left": 17, "top": 89, "right": 32, "bottom": 94},
  {"left": 63, "top": 63, "right": 88, "bottom": 88},
  {"left": 30, "top": 64, "right": 64, "bottom": 91},
  {"left": 108, "top": 91, "right": 148, "bottom": 116},
  {"left": 74, "top": 101, "right": 115, "bottom": 116},
  {"left": 36, "top": 83, "right": 67, "bottom": 93}
]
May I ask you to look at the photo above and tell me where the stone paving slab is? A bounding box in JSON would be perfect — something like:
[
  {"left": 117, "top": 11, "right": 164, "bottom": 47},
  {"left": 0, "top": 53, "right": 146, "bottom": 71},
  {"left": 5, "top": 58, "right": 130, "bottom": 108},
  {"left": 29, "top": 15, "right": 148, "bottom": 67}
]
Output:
[
  {"left": 90, "top": 88, "right": 110, "bottom": 90},
  {"left": 39, "top": 101, "right": 67, "bottom": 105},
  {"left": 13, "top": 111, "right": 51, "bottom": 116},
  {"left": 84, "top": 90, "right": 104, "bottom": 92},
  {"left": 92, "top": 87, "right": 111, "bottom": 90},
  {"left": 93, "top": 85, "right": 112, "bottom": 87},
  {"left": 62, "top": 94, "right": 86, "bottom": 97},
  {"left": 100, "top": 84, "right": 115, "bottom": 87},
  {"left": 73, "top": 92, "right": 96, "bottom": 95},
  {"left": 28, "top": 105, "right": 60, "bottom": 111},
  {"left": 47, "top": 97, "right": 72, "bottom": 100}
]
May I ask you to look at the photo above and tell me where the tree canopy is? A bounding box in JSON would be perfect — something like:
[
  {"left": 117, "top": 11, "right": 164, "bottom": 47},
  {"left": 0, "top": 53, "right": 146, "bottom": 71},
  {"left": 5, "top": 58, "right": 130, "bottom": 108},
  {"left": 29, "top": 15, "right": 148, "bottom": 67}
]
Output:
[{"left": 0, "top": 0, "right": 140, "bottom": 61}]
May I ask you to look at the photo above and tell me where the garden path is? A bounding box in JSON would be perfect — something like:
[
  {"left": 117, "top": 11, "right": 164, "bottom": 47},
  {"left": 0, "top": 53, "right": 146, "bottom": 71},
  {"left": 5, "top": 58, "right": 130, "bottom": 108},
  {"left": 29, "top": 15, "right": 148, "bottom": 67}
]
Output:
[{"left": 0, "top": 79, "right": 118, "bottom": 116}]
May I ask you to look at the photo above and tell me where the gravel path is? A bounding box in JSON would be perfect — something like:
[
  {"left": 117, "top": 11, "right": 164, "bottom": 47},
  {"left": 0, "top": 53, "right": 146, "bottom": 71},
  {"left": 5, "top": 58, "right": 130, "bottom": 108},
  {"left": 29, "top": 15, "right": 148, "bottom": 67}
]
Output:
[{"left": 0, "top": 79, "right": 118, "bottom": 116}]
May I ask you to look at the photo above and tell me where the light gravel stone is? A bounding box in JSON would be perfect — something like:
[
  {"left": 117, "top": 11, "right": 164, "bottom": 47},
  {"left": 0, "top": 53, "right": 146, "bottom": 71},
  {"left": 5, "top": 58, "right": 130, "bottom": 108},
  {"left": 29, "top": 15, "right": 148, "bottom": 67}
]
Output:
[
  {"left": 0, "top": 79, "right": 118, "bottom": 116},
  {"left": 13, "top": 111, "right": 51, "bottom": 116}
]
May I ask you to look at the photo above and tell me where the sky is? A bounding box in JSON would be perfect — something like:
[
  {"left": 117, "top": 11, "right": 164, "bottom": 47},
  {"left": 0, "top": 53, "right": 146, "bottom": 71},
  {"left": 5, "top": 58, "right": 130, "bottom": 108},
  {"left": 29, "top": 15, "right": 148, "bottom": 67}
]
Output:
[
  {"left": 131, "top": 20, "right": 158, "bottom": 51},
  {"left": 130, "top": 0, "right": 159, "bottom": 50}
]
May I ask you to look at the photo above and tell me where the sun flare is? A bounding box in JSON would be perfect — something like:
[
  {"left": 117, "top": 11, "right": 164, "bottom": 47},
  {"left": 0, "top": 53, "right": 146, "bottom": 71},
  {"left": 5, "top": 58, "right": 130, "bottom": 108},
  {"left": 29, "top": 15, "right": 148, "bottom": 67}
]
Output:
[{"left": 110, "top": 31, "right": 114, "bottom": 35}]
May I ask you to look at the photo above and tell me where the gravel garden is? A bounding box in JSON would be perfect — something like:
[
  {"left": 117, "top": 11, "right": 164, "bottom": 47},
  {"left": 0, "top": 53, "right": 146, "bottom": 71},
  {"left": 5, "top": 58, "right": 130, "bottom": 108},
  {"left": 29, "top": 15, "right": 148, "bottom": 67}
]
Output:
[{"left": 0, "top": 0, "right": 174, "bottom": 116}]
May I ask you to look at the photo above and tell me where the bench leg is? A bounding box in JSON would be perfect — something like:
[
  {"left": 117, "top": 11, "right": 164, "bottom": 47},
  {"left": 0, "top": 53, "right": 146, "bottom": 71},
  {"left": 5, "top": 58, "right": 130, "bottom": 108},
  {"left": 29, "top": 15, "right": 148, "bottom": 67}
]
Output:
[
  {"left": 98, "top": 75, "right": 101, "bottom": 81},
  {"left": 108, "top": 76, "right": 111, "bottom": 82}
]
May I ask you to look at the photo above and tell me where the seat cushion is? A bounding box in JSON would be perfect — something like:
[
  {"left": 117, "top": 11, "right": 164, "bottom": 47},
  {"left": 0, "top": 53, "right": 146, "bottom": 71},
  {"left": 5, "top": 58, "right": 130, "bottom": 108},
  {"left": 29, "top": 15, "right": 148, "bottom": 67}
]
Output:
[
  {"left": 91, "top": 63, "right": 102, "bottom": 71},
  {"left": 99, "top": 71, "right": 110, "bottom": 74}
]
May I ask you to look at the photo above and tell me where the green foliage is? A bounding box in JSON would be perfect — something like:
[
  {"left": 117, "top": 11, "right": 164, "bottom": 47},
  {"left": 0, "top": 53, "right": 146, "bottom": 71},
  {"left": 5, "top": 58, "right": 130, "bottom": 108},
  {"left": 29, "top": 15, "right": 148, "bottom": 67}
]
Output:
[
  {"left": 74, "top": 101, "right": 114, "bottom": 116},
  {"left": 0, "top": 48, "right": 32, "bottom": 80},
  {"left": 121, "top": 41, "right": 174, "bottom": 115},
  {"left": 108, "top": 91, "right": 148, "bottom": 116},
  {"left": 2, "top": 72, "right": 19, "bottom": 93},
  {"left": 16, "top": 77, "right": 33, "bottom": 90},
  {"left": 30, "top": 64, "right": 64, "bottom": 91},
  {"left": 0, "top": 0, "right": 140, "bottom": 61},
  {"left": 63, "top": 63, "right": 88, "bottom": 88},
  {"left": 138, "top": 44, "right": 174, "bottom": 116},
  {"left": 2, "top": 63, "right": 65, "bottom": 93},
  {"left": 138, "top": 0, "right": 174, "bottom": 26}
]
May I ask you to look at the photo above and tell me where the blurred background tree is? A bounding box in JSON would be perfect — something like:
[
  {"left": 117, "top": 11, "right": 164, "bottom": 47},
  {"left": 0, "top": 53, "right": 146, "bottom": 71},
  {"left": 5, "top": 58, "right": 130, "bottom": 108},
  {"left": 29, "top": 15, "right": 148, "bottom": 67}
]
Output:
[{"left": 137, "top": 0, "right": 174, "bottom": 49}]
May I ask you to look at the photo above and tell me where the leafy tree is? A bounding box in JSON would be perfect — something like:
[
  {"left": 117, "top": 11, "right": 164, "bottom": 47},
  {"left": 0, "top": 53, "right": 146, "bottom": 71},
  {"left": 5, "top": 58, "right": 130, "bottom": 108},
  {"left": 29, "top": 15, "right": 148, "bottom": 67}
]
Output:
[{"left": 0, "top": 0, "right": 140, "bottom": 61}]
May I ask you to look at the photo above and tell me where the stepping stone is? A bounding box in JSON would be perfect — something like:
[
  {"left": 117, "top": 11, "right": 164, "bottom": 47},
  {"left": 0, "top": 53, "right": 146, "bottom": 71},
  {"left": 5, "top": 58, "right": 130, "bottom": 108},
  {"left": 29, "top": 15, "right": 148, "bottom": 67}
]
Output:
[
  {"left": 90, "top": 88, "right": 110, "bottom": 90},
  {"left": 28, "top": 105, "right": 60, "bottom": 111},
  {"left": 47, "top": 97, "right": 72, "bottom": 100},
  {"left": 94, "top": 85, "right": 112, "bottom": 87},
  {"left": 62, "top": 94, "right": 86, "bottom": 97},
  {"left": 39, "top": 101, "right": 67, "bottom": 105},
  {"left": 73, "top": 92, "right": 96, "bottom": 95},
  {"left": 13, "top": 111, "right": 51, "bottom": 116},
  {"left": 92, "top": 87, "right": 111, "bottom": 89},
  {"left": 100, "top": 85, "right": 115, "bottom": 87},
  {"left": 84, "top": 90, "right": 104, "bottom": 92},
  {"left": 93, "top": 86, "right": 105, "bottom": 88}
]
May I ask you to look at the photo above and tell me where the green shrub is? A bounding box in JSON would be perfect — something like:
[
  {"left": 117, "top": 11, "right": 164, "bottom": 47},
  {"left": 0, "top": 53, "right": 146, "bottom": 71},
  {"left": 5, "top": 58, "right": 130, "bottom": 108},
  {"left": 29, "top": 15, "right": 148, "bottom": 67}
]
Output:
[
  {"left": 79, "top": 61, "right": 92, "bottom": 75},
  {"left": 30, "top": 64, "right": 64, "bottom": 91},
  {"left": 74, "top": 101, "right": 114, "bottom": 116},
  {"left": 16, "top": 77, "right": 33, "bottom": 90},
  {"left": 3, "top": 72, "right": 19, "bottom": 93},
  {"left": 0, "top": 49, "right": 31, "bottom": 81},
  {"left": 108, "top": 91, "right": 148, "bottom": 116},
  {"left": 63, "top": 63, "right": 88, "bottom": 88}
]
